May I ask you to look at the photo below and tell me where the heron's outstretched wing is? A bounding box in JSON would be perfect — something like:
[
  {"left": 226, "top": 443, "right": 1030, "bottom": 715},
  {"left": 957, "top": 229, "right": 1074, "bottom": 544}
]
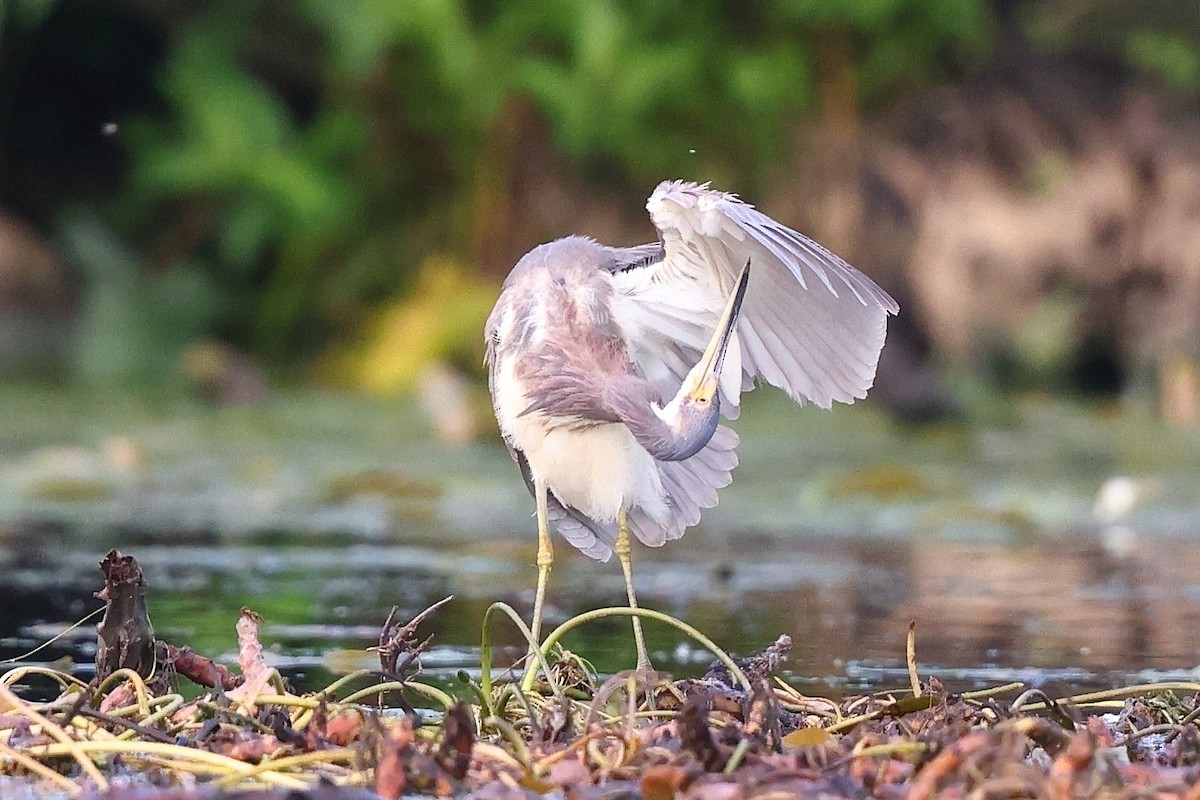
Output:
[{"left": 610, "top": 180, "right": 898, "bottom": 414}]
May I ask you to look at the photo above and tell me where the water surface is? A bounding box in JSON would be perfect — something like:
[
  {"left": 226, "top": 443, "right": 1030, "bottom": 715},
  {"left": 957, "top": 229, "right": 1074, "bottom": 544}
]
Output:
[{"left": 2, "top": 385, "right": 1199, "bottom": 696}]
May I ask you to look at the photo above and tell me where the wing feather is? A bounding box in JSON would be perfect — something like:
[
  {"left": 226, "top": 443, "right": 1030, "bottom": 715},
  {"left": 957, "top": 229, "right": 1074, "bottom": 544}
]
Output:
[
  {"left": 529, "top": 424, "right": 739, "bottom": 560},
  {"left": 757, "top": 264, "right": 868, "bottom": 393},
  {"left": 490, "top": 180, "right": 895, "bottom": 561},
  {"left": 610, "top": 180, "right": 897, "bottom": 412},
  {"left": 545, "top": 494, "right": 616, "bottom": 561},
  {"left": 627, "top": 424, "right": 739, "bottom": 549}
]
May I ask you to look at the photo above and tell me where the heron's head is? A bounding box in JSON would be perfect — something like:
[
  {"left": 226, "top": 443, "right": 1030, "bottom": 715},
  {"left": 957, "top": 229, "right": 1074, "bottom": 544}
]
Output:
[
  {"left": 649, "top": 390, "right": 722, "bottom": 461},
  {"left": 647, "top": 260, "right": 750, "bottom": 460}
]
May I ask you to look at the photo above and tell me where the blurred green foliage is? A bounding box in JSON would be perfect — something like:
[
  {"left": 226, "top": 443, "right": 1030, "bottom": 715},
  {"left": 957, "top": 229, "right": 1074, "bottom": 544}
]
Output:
[
  {"left": 1125, "top": 30, "right": 1200, "bottom": 92},
  {"left": 122, "top": 0, "right": 994, "bottom": 371},
  {"left": 2, "top": 0, "right": 993, "bottom": 383},
  {"left": 0, "top": 0, "right": 1195, "bottom": 385},
  {"left": 1025, "top": 1, "right": 1200, "bottom": 92}
]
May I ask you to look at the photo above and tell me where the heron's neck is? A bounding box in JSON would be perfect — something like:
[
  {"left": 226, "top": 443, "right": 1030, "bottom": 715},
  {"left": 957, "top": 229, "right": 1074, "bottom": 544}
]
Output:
[{"left": 603, "top": 375, "right": 718, "bottom": 461}]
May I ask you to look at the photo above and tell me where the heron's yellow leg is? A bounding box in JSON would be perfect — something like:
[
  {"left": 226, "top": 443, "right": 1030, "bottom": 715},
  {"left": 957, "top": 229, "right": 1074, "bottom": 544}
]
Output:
[
  {"left": 530, "top": 477, "right": 554, "bottom": 657},
  {"left": 616, "top": 507, "right": 652, "bottom": 671}
]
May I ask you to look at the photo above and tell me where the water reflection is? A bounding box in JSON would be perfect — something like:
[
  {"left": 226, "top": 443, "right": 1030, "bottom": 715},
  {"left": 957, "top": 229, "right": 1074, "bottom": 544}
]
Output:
[
  {"left": 843, "top": 534, "right": 1200, "bottom": 673},
  {"left": 3, "top": 522, "right": 1200, "bottom": 694}
]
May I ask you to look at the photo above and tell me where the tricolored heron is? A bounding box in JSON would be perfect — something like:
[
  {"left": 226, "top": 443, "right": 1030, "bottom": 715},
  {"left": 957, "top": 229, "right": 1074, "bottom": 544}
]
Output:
[{"left": 485, "top": 181, "right": 897, "bottom": 669}]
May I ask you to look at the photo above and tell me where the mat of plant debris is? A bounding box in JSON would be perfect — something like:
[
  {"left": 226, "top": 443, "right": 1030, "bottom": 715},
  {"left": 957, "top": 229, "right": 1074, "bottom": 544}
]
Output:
[{"left": 2, "top": 551, "right": 1200, "bottom": 799}]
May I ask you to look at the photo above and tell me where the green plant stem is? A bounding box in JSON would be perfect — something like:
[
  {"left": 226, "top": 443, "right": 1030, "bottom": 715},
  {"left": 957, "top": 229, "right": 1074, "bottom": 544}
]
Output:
[
  {"left": 339, "top": 680, "right": 456, "bottom": 711},
  {"left": 480, "top": 602, "right": 564, "bottom": 713},
  {"left": 521, "top": 606, "right": 750, "bottom": 694}
]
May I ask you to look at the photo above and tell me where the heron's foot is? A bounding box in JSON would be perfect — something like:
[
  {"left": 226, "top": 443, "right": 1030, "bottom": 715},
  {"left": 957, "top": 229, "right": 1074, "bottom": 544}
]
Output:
[{"left": 588, "top": 665, "right": 677, "bottom": 721}]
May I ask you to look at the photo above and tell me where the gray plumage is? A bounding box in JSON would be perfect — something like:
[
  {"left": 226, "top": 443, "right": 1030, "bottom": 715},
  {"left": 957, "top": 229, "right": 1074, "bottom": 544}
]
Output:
[{"left": 485, "top": 181, "right": 897, "bottom": 562}]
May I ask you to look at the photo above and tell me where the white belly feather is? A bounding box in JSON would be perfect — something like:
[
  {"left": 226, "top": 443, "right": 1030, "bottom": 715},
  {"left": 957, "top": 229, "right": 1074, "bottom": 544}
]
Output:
[{"left": 493, "top": 356, "right": 669, "bottom": 525}]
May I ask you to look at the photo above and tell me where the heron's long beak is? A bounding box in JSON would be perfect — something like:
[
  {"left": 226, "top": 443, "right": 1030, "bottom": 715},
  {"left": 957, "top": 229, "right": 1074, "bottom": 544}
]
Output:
[{"left": 688, "top": 260, "right": 750, "bottom": 403}]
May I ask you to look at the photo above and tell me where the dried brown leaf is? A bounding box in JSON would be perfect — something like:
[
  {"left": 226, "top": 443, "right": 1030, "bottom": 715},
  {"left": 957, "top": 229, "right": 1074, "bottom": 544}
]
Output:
[
  {"left": 640, "top": 763, "right": 691, "bottom": 800},
  {"left": 225, "top": 734, "right": 281, "bottom": 763},
  {"left": 375, "top": 718, "right": 414, "bottom": 800},
  {"left": 324, "top": 709, "right": 365, "bottom": 747},
  {"left": 436, "top": 701, "right": 475, "bottom": 780},
  {"left": 678, "top": 702, "right": 726, "bottom": 772}
]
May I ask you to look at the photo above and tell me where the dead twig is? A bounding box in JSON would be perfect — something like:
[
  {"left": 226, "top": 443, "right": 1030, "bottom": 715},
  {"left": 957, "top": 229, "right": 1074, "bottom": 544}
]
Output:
[
  {"left": 95, "top": 550, "right": 156, "bottom": 681},
  {"left": 907, "top": 620, "right": 921, "bottom": 699},
  {"left": 159, "top": 643, "right": 240, "bottom": 691},
  {"left": 375, "top": 596, "right": 454, "bottom": 682}
]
